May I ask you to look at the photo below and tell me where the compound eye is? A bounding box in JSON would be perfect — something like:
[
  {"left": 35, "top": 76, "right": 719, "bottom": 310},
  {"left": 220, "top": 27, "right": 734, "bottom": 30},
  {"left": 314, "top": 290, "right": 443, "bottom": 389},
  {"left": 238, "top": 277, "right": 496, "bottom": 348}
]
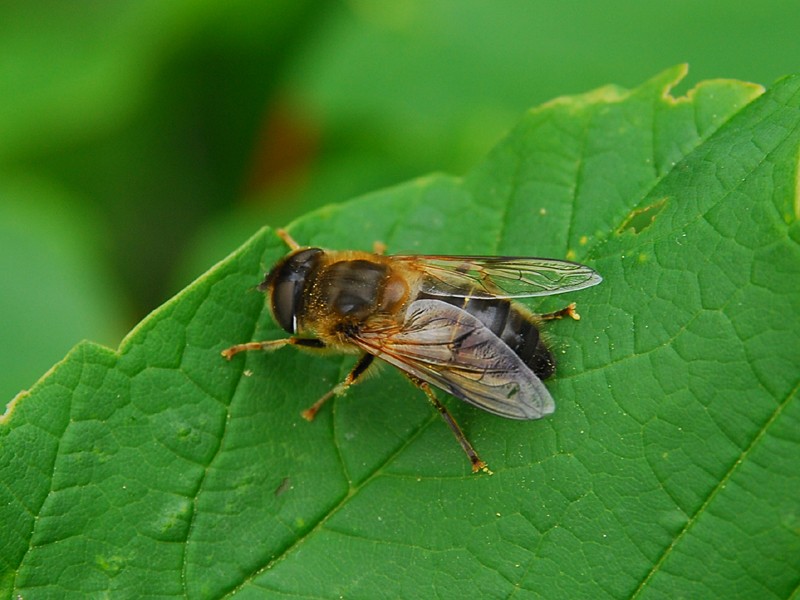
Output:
[
  {"left": 271, "top": 278, "right": 297, "bottom": 333},
  {"left": 265, "top": 247, "right": 323, "bottom": 334}
]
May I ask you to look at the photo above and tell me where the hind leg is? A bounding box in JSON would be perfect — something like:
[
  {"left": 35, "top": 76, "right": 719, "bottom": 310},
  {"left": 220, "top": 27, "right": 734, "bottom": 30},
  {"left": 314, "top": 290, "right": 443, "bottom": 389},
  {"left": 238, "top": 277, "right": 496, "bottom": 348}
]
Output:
[
  {"left": 539, "top": 302, "right": 580, "bottom": 321},
  {"left": 403, "top": 374, "right": 491, "bottom": 474}
]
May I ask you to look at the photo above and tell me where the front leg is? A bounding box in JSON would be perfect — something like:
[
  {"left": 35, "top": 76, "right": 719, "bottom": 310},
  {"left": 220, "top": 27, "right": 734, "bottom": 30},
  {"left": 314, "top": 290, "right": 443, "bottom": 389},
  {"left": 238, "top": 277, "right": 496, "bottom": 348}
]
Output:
[{"left": 221, "top": 336, "right": 325, "bottom": 360}]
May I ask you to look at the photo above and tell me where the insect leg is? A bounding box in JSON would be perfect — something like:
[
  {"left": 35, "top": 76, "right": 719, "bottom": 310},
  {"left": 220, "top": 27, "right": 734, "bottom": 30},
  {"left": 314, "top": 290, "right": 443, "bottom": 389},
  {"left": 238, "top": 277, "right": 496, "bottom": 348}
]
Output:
[
  {"left": 301, "top": 353, "right": 375, "bottom": 421},
  {"left": 404, "top": 374, "right": 491, "bottom": 474},
  {"left": 538, "top": 302, "right": 580, "bottom": 321},
  {"left": 276, "top": 228, "right": 301, "bottom": 250},
  {"left": 221, "top": 336, "right": 325, "bottom": 360},
  {"left": 372, "top": 240, "right": 387, "bottom": 255}
]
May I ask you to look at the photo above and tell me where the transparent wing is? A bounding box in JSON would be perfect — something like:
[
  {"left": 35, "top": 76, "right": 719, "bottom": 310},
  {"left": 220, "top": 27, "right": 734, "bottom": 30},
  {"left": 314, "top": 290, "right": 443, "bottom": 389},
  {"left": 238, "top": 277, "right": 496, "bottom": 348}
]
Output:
[
  {"left": 393, "top": 254, "right": 602, "bottom": 299},
  {"left": 351, "top": 299, "right": 554, "bottom": 420}
]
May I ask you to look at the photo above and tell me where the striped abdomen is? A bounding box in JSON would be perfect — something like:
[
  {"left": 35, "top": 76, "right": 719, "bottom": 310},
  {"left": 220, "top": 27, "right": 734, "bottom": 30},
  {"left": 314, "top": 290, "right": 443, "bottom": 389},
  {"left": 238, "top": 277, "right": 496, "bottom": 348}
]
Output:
[{"left": 421, "top": 294, "right": 556, "bottom": 379}]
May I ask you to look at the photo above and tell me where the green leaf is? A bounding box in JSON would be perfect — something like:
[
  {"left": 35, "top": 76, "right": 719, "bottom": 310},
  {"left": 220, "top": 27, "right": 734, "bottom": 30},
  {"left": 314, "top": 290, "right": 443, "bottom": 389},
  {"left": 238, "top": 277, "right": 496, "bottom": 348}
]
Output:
[
  {"left": 3, "top": 66, "right": 799, "bottom": 598},
  {"left": 0, "top": 175, "right": 128, "bottom": 402}
]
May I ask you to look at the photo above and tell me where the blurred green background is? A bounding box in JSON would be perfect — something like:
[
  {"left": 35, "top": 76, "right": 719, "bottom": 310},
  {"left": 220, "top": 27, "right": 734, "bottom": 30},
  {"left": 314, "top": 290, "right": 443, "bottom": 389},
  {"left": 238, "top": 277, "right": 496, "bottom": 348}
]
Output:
[{"left": 2, "top": 0, "right": 798, "bottom": 402}]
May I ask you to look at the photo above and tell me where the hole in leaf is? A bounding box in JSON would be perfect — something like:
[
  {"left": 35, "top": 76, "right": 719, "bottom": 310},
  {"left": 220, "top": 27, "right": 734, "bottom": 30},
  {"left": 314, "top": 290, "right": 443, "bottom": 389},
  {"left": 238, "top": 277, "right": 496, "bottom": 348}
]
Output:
[{"left": 619, "top": 197, "right": 668, "bottom": 233}]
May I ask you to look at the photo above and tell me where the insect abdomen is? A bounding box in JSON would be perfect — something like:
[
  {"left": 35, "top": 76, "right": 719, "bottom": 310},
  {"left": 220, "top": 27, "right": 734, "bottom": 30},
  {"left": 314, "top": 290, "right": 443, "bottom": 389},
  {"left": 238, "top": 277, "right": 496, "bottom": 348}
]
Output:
[
  {"left": 422, "top": 295, "right": 556, "bottom": 379},
  {"left": 497, "top": 302, "right": 555, "bottom": 379}
]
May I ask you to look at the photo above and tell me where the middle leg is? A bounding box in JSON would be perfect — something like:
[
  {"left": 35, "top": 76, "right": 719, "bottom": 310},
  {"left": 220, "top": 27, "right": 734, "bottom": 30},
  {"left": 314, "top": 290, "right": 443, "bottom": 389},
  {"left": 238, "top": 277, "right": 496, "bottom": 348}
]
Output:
[{"left": 301, "top": 353, "right": 375, "bottom": 421}]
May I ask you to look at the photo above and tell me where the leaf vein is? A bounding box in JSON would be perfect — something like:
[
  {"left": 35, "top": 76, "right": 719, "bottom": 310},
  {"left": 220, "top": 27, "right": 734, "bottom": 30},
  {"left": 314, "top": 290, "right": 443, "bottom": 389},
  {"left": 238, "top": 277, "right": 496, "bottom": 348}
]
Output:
[{"left": 630, "top": 378, "right": 800, "bottom": 598}]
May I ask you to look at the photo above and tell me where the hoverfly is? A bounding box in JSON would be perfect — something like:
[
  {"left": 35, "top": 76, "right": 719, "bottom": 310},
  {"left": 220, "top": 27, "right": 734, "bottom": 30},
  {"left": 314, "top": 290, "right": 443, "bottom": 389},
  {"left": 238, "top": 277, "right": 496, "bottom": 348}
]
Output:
[{"left": 222, "top": 229, "right": 602, "bottom": 473}]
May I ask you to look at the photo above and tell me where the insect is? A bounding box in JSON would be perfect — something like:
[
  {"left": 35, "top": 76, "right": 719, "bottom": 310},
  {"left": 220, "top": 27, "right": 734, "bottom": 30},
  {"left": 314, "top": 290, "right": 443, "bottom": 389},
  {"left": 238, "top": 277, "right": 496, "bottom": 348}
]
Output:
[{"left": 222, "top": 229, "right": 602, "bottom": 473}]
